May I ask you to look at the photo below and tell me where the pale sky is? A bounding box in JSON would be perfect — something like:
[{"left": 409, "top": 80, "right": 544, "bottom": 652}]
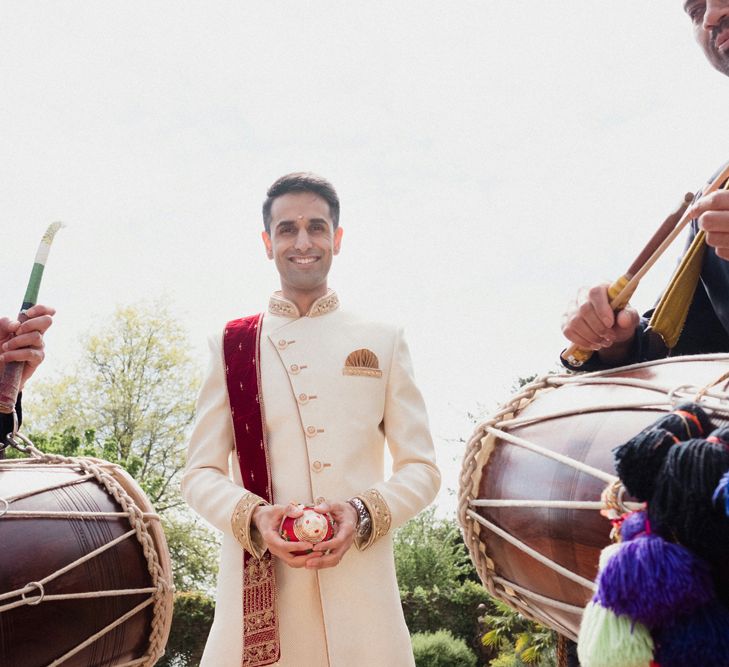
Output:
[{"left": 2, "top": 2, "right": 729, "bottom": 514}]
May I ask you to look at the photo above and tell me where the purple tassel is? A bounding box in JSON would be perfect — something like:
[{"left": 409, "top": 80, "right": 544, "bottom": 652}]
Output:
[
  {"left": 714, "top": 471, "right": 729, "bottom": 517},
  {"left": 596, "top": 533, "right": 714, "bottom": 628},
  {"left": 619, "top": 510, "right": 648, "bottom": 542},
  {"left": 653, "top": 600, "right": 729, "bottom": 667}
]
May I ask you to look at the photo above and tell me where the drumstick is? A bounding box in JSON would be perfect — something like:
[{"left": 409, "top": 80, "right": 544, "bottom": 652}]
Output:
[
  {"left": 563, "top": 161, "right": 729, "bottom": 367},
  {"left": 0, "top": 222, "right": 64, "bottom": 414},
  {"left": 562, "top": 194, "right": 693, "bottom": 366}
]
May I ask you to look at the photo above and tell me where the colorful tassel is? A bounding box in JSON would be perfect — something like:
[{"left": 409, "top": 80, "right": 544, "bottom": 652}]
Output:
[
  {"left": 598, "top": 542, "right": 623, "bottom": 572},
  {"left": 614, "top": 428, "right": 679, "bottom": 502},
  {"left": 577, "top": 601, "right": 654, "bottom": 667},
  {"left": 613, "top": 403, "right": 711, "bottom": 502},
  {"left": 649, "top": 434, "right": 729, "bottom": 561},
  {"left": 653, "top": 600, "right": 729, "bottom": 667},
  {"left": 619, "top": 510, "right": 648, "bottom": 542},
  {"left": 656, "top": 402, "right": 712, "bottom": 438},
  {"left": 595, "top": 533, "right": 714, "bottom": 627}
]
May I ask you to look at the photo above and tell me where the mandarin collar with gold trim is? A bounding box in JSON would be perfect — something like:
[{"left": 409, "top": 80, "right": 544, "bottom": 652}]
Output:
[{"left": 268, "top": 290, "right": 340, "bottom": 318}]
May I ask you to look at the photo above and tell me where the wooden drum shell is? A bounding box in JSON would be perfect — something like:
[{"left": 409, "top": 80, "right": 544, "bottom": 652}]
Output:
[
  {"left": 460, "top": 354, "right": 729, "bottom": 640},
  {"left": 0, "top": 458, "right": 173, "bottom": 667}
]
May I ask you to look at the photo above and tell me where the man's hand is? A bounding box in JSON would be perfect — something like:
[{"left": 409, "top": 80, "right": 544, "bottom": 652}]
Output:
[
  {"left": 306, "top": 500, "right": 357, "bottom": 570},
  {"left": 0, "top": 305, "right": 55, "bottom": 388},
  {"left": 251, "top": 502, "right": 323, "bottom": 568},
  {"left": 562, "top": 285, "right": 639, "bottom": 363},
  {"left": 688, "top": 190, "right": 729, "bottom": 260}
]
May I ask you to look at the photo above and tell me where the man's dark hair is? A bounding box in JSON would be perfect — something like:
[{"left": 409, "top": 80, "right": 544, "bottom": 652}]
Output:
[{"left": 262, "top": 172, "right": 340, "bottom": 233}]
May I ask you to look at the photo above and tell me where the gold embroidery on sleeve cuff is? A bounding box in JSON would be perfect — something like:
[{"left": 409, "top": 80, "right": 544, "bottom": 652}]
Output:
[
  {"left": 232, "top": 492, "right": 269, "bottom": 559},
  {"left": 354, "top": 487, "right": 392, "bottom": 550}
]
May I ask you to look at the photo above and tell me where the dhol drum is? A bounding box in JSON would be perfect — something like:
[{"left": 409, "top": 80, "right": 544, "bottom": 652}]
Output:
[
  {"left": 0, "top": 444, "right": 173, "bottom": 666},
  {"left": 458, "top": 353, "right": 729, "bottom": 641}
]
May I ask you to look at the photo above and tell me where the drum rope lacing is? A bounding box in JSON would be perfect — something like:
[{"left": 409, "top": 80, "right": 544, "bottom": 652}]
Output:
[
  {"left": 457, "top": 353, "right": 729, "bottom": 640},
  {"left": 0, "top": 431, "right": 173, "bottom": 667}
]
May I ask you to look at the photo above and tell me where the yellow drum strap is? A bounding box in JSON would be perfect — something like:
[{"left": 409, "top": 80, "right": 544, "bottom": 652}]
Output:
[{"left": 647, "top": 229, "right": 705, "bottom": 349}]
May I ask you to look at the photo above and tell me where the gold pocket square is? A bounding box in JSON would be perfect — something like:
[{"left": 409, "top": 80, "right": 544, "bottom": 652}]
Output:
[{"left": 343, "top": 348, "right": 382, "bottom": 378}]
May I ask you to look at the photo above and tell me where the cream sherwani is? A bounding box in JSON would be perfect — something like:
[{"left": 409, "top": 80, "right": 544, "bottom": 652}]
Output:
[{"left": 182, "top": 291, "right": 440, "bottom": 667}]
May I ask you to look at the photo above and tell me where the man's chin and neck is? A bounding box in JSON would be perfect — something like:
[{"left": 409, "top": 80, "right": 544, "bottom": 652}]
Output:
[{"left": 279, "top": 281, "right": 330, "bottom": 317}]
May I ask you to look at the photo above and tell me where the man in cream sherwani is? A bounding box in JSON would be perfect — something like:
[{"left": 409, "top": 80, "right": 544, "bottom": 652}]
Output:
[{"left": 182, "top": 172, "right": 441, "bottom": 667}]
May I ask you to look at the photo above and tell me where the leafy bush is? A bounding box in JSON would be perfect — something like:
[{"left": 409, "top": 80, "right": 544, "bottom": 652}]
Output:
[
  {"left": 412, "top": 630, "right": 478, "bottom": 667},
  {"left": 395, "top": 507, "right": 473, "bottom": 591},
  {"left": 396, "top": 509, "right": 494, "bottom": 661},
  {"left": 400, "top": 579, "right": 492, "bottom": 646},
  {"left": 481, "top": 599, "right": 556, "bottom": 666},
  {"left": 158, "top": 591, "right": 215, "bottom": 667}
]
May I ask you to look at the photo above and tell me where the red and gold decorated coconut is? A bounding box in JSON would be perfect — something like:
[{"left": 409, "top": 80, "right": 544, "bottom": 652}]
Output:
[{"left": 280, "top": 505, "right": 335, "bottom": 554}]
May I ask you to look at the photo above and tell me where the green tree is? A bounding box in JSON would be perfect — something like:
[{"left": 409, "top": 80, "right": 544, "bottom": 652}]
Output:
[
  {"left": 395, "top": 508, "right": 494, "bottom": 663},
  {"left": 24, "top": 302, "right": 218, "bottom": 591},
  {"left": 412, "top": 630, "right": 478, "bottom": 667},
  {"left": 157, "top": 591, "right": 215, "bottom": 667},
  {"left": 27, "top": 303, "right": 198, "bottom": 510},
  {"left": 481, "top": 599, "right": 556, "bottom": 667},
  {"left": 395, "top": 506, "right": 473, "bottom": 591}
]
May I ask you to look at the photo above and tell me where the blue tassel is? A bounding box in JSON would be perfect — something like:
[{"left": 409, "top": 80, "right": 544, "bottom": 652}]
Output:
[
  {"left": 714, "top": 471, "right": 729, "bottom": 517},
  {"left": 595, "top": 533, "right": 714, "bottom": 628},
  {"left": 653, "top": 600, "right": 729, "bottom": 667}
]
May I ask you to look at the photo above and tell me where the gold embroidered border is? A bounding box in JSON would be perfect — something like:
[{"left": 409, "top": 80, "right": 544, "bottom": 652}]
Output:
[
  {"left": 243, "top": 553, "right": 279, "bottom": 666},
  {"left": 232, "top": 492, "right": 268, "bottom": 559},
  {"left": 308, "top": 292, "right": 339, "bottom": 316},
  {"left": 267, "top": 297, "right": 298, "bottom": 318},
  {"left": 342, "top": 367, "right": 383, "bottom": 378},
  {"left": 354, "top": 487, "right": 392, "bottom": 550},
  {"left": 268, "top": 291, "right": 340, "bottom": 318}
]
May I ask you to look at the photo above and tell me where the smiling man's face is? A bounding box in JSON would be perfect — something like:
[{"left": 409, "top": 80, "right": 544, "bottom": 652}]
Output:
[
  {"left": 262, "top": 191, "right": 343, "bottom": 299},
  {"left": 685, "top": 0, "right": 729, "bottom": 76}
]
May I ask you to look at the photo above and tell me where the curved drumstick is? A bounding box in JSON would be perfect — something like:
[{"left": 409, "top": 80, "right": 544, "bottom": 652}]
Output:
[
  {"left": 0, "top": 222, "right": 64, "bottom": 414},
  {"left": 563, "top": 162, "right": 729, "bottom": 368}
]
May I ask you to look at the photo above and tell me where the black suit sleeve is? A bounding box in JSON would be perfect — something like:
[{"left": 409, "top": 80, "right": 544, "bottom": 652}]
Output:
[
  {"left": 644, "top": 281, "right": 729, "bottom": 357},
  {"left": 561, "top": 281, "right": 729, "bottom": 372}
]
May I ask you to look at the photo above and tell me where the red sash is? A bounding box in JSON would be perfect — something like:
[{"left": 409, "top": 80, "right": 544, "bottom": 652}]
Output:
[{"left": 224, "top": 314, "right": 279, "bottom": 666}]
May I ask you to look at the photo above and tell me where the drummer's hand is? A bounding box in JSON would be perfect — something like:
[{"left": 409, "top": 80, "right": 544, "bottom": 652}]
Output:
[
  {"left": 562, "top": 285, "right": 639, "bottom": 361},
  {"left": 251, "top": 502, "right": 322, "bottom": 568},
  {"left": 688, "top": 190, "right": 729, "bottom": 260},
  {"left": 0, "top": 305, "right": 55, "bottom": 388},
  {"left": 306, "top": 500, "right": 356, "bottom": 570}
]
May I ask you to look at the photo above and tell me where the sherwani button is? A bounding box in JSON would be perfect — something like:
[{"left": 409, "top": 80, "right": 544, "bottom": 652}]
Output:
[
  {"left": 290, "top": 364, "right": 300, "bottom": 374},
  {"left": 306, "top": 426, "right": 317, "bottom": 437},
  {"left": 299, "top": 393, "right": 309, "bottom": 404},
  {"left": 312, "top": 460, "right": 323, "bottom": 472},
  {"left": 278, "top": 339, "right": 288, "bottom": 349}
]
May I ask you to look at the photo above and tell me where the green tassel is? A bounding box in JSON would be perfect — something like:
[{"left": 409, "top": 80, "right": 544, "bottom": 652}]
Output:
[
  {"left": 577, "top": 601, "right": 654, "bottom": 667},
  {"left": 598, "top": 542, "right": 622, "bottom": 572}
]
